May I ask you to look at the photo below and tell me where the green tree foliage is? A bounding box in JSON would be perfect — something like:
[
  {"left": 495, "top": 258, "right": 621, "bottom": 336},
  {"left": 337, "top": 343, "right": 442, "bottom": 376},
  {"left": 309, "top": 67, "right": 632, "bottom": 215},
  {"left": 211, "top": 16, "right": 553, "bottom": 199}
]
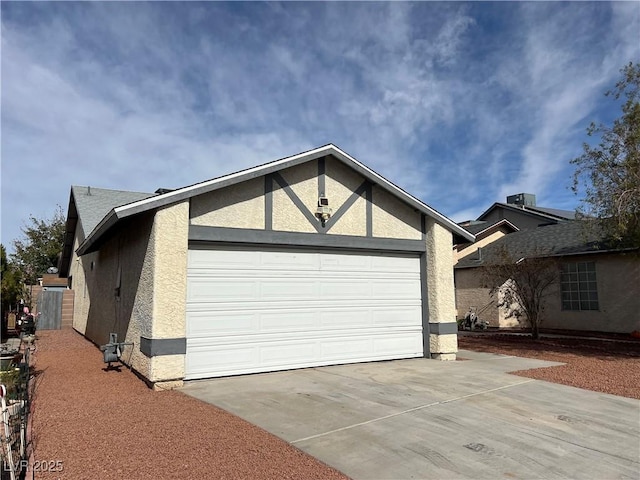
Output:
[
  {"left": 572, "top": 61, "right": 640, "bottom": 247},
  {"left": 482, "top": 246, "right": 559, "bottom": 340},
  {"left": 1, "top": 244, "right": 25, "bottom": 317},
  {"left": 11, "top": 206, "right": 66, "bottom": 285}
]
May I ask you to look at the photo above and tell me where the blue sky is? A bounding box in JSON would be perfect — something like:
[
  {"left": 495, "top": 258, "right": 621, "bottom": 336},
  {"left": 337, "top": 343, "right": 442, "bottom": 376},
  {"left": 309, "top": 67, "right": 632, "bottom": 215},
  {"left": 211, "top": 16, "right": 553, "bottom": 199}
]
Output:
[{"left": 2, "top": 2, "right": 639, "bottom": 250}]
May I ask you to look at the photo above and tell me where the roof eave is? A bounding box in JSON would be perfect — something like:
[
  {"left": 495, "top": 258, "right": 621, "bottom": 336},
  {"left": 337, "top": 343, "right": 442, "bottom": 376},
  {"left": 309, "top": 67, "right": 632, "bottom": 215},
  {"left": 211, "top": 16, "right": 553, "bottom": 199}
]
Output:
[
  {"left": 76, "top": 210, "right": 119, "bottom": 256},
  {"left": 79, "top": 144, "right": 476, "bottom": 250}
]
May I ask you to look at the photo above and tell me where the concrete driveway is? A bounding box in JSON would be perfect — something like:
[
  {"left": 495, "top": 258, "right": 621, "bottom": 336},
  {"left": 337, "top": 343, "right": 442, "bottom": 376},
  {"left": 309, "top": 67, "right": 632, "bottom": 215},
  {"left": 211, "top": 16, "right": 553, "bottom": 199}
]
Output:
[{"left": 181, "top": 350, "right": 640, "bottom": 479}]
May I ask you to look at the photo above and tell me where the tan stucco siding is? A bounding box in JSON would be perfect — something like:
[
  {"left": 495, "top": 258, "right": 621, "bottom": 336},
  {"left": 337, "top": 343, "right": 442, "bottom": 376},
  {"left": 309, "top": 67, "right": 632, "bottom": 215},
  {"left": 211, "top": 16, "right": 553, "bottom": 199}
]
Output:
[
  {"left": 190, "top": 177, "right": 264, "bottom": 229},
  {"left": 328, "top": 196, "right": 367, "bottom": 236},
  {"left": 425, "top": 219, "right": 457, "bottom": 357},
  {"left": 454, "top": 268, "right": 519, "bottom": 327},
  {"left": 324, "top": 159, "right": 367, "bottom": 236},
  {"left": 69, "top": 229, "right": 95, "bottom": 335},
  {"left": 150, "top": 355, "right": 184, "bottom": 383},
  {"left": 151, "top": 202, "right": 189, "bottom": 340},
  {"left": 278, "top": 162, "right": 318, "bottom": 211},
  {"left": 78, "top": 201, "right": 189, "bottom": 383},
  {"left": 542, "top": 253, "right": 640, "bottom": 333},
  {"left": 81, "top": 212, "right": 155, "bottom": 380},
  {"left": 372, "top": 186, "right": 422, "bottom": 240},
  {"left": 455, "top": 228, "right": 509, "bottom": 263},
  {"left": 271, "top": 183, "right": 318, "bottom": 233}
]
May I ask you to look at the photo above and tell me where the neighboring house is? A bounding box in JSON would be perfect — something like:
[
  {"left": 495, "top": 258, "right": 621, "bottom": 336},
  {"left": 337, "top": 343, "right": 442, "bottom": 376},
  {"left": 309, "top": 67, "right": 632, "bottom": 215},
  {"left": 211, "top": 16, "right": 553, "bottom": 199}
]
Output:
[
  {"left": 454, "top": 221, "right": 640, "bottom": 333},
  {"left": 476, "top": 193, "right": 575, "bottom": 231},
  {"left": 58, "top": 145, "right": 474, "bottom": 389},
  {"left": 454, "top": 219, "right": 519, "bottom": 264}
]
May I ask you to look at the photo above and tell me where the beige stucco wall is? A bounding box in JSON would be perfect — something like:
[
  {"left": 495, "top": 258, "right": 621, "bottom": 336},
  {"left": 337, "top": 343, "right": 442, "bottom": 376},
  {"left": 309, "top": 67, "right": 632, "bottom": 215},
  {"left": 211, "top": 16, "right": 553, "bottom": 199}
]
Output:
[
  {"left": 77, "top": 201, "right": 189, "bottom": 384},
  {"left": 69, "top": 228, "right": 97, "bottom": 335},
  {"left": 455, "top": 253, "right": 640, "bottom": 333},
  {"left": 190, "top": 177, "right": 264, "bottom": 229},
  {"left": 372, "top": 186, "right": 422, "bottom": 240},
  {"left": 324, "top": 158, "right": 367, "bottom": 236},
  {"left": 188, "top": 157, "right": 423, "bottom": 241},
  {"left": 542, "top": 253, "right": 640, "bottom": 333},
  {"left": 151, "top": 202, "right": 189, "bottom": 341},
  {"left": 455, "top": 228, "right": 509, "bottom": 263},
  {"left": 454, "top": 268, "right": 520, "bottom": 327},
  {"left": 328, "top": 196, "right": 367, "bottom": 236},
  {"left": 425, "top": 218, "right": 457, "bottom": 358}
]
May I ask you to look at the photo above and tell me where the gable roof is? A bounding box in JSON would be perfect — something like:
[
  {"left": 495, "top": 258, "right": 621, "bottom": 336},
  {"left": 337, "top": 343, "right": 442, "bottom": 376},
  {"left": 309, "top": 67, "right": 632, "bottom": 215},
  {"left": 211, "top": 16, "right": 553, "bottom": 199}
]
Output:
[
  {"left": 455, "top": 221, "right": 630, "bottom": 269},
  {"left": 74, "top": 144, "right": 475, "bottom": 256},
  {"left": 58, "top": 186, "right": 154, "bottom": 276},
  {"left": 477, "top": 202, "right": 575, "bottom": 224},
  {"left": 458, "top": 219, "right": 519, "bottom": 237}
]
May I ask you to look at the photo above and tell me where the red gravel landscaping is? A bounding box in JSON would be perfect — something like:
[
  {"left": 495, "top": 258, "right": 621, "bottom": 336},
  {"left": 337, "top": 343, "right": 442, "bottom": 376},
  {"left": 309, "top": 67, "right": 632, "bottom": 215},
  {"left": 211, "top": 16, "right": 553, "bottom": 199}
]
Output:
[
  {"left": 29, "top": 329, "right": 348, "bottom": 480},
  {"left": 458, "top": 333, "right": 640, "bottom": 400}
]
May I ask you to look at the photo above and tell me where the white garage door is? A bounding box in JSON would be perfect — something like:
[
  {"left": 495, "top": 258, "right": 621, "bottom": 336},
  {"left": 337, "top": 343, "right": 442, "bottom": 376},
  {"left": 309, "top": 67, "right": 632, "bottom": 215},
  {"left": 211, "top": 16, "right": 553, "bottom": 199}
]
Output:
[{"left": 185, "top": 245, "right": 423, "bottom": 379}]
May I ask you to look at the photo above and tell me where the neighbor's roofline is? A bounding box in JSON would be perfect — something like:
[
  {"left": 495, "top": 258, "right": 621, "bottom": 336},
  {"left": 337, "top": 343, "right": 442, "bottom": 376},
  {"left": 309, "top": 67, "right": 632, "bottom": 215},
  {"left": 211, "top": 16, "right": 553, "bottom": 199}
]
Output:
[
  {"left": 477, "top": 202, "right": 573, "bottom": 223},
  {"left": 454, "top": 246, "right": 639, "bottom": 269},
  {"left": 474, "top": 218, "right": 520, "bottom": 237},
  {"left": 457, "top": 218, "right": 520, "bottom": 242},
  {"left": 77, "top": 144, "right": 474, "bottom": 255}
]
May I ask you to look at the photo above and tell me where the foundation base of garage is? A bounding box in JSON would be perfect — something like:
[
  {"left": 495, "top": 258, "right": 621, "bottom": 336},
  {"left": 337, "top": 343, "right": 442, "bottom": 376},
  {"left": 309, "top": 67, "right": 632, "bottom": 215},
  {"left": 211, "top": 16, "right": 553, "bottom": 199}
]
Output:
[
  {"left": 431, "top": 353, "right": 456, "bottom": 361},
  {"left": 152, "top": 380, "right": 184, "bottom": 391}
]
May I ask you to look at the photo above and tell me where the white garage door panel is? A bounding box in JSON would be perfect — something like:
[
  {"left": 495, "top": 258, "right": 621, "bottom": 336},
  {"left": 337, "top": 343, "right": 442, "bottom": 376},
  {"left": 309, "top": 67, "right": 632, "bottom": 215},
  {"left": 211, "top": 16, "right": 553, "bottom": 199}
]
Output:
[
  {"left": 186, "top": 246, "right": 424, "bottom": 379},
  {"left": 187, "top": 305, "right": 421, "bottom": 335},
  {"left": 186, "top": 332, "right": 422, "bottom": 378}
]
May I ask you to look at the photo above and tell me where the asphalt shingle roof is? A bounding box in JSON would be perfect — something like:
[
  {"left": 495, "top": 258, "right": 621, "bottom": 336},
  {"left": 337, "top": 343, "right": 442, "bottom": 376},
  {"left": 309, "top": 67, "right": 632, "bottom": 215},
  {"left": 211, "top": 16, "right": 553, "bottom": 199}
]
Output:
[
  {"left": 72, "top": 185, "right": 153, "bottom": 238},
  {"left": 455, "top": 221, "right": 606, "bottom": 269}
]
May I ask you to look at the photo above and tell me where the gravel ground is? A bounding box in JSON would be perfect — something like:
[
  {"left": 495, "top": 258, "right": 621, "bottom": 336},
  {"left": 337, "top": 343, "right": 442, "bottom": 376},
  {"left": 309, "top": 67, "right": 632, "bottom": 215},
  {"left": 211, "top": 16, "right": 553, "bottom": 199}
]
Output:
[
  {"left": 30, "top": 329, "right": 348, "bottom": 480},
  {"left": 458, "top": 334, "right": 640, "bottom": 399}
]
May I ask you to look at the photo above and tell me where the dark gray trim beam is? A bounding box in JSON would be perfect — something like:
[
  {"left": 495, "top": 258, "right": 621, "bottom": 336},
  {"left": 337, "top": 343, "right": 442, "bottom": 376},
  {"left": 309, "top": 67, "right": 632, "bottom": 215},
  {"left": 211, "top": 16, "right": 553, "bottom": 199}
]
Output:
[
  {"left": 140, "top": 337, "right": 187, "bottom": 357},
  {"left": 324, "top": 181, "right": 368, "bottom": 232},
  {"left": 265, "top": 174, "right": 273, "bottom": 230},
  {"left": 365, "top": 183, "right": 373, "bottom": 238},
  {"left": 272, "top": 172, "right": 322, "bottom": 233},
  {"left": 318, "top": 157, "right": 326, "bottom": 197},
  {"left": 189, "top": 225, "right": 427, "bottom": 252},
  {"left": 428, "top": 322, "right": 459, "bottom": 335},
  {"left": 421, "top": 214, "right": 426, "bottom": 241},
  {"left": 420, "top": 253, "right": 430, "bottom": 357}
]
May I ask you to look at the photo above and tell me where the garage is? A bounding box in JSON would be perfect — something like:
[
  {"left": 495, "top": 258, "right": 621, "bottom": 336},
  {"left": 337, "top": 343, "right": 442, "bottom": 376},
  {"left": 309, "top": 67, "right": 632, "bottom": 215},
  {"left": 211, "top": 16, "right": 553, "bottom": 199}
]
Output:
[
  {"left": 185, "top": 245, "right": 423, "bottom": 379},
  {"left": 63, "top": 144, "right": 474, "bottom": 388}
]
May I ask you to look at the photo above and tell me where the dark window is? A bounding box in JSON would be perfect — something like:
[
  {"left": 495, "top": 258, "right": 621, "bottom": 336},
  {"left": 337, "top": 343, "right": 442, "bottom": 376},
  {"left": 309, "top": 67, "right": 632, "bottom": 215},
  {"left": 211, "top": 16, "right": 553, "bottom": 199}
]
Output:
[{"left": 560, "top": 262, "right": 599, "bottom": 311}]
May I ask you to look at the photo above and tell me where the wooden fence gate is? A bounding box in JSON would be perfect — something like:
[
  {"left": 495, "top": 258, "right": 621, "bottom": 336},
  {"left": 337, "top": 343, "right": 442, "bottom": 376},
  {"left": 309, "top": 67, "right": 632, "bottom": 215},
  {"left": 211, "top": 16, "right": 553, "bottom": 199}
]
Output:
[{"left": 37, "top": 290, "right": 63, "bottom": 330}]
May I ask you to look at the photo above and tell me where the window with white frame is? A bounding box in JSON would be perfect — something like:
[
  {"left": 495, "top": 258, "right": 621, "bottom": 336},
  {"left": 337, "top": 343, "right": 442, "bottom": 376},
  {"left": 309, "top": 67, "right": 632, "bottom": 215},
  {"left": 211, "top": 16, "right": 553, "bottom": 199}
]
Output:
[{"left": 560, "top": 261, "right": 599, "bottom": 311}]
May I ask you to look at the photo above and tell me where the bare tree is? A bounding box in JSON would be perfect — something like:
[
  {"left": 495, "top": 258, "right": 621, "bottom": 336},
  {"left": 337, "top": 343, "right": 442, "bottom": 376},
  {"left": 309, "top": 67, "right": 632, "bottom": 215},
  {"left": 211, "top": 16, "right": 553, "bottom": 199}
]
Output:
[{"left": 482, "top": 246, "right": 559, "bottom": 339}]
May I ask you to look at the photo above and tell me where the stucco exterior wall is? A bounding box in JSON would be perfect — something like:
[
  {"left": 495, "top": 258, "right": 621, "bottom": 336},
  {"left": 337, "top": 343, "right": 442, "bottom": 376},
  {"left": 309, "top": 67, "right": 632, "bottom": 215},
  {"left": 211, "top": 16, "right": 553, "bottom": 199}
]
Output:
[
  {"left": 328, "top": 196, "right": 367, "bottom": 236},
  {"left": 542, "top": 253, "right": 640, "bottom": 333},
  {"left": 272, "top": 185, "right": 318, "bottom": 233},
  {"left": 81, "top": 212, "right": 155, "bottom": 380},
  {"left": 372, "top": 186, "right": 422, "bottom": 240},
  {"left": 455, "top": 228, "right": 509, "bottom": 263},
  {"left": 425, "top": 218, "right": 457, "bottom": 358},
  {"left": 190, "top": 177, "right": 264, "bottom": 229},
  {"left": 454, "top": 268, "right": 520, "bottom": 327},
  {"left": 151, "top": 202, "right": 189, "bottom": 341},
  {"left": 69, "top": 228, "right": 97, "bottom": 335},
  {"left": 79, "top": 201, "right": 189, "bottom": 384}
]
